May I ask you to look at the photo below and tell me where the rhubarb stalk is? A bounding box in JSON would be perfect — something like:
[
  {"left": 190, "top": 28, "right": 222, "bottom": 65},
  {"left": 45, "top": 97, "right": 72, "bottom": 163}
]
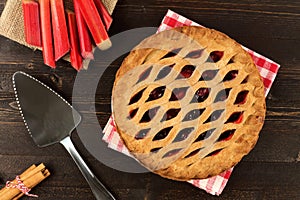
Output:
[
  {"left": 39, "top": 0, "right": 55, "bottom": 68},
  {"left": 22, "top": 0, "right": 42, "bottom": 47},
  {"left": 67, "top": 11, "right": 83, "bottom": 71},
  {"left": 50, "top": 0, "right": 70, "bottom": 61},
  {"left": 73, "top": 0, "right": 94, "bottom": 60},
  {"left": 94, "top": 0, "right": 113, "bottom": 30},
  {"left": 76, "top": 0, "right": 111, "bottom": 50}
]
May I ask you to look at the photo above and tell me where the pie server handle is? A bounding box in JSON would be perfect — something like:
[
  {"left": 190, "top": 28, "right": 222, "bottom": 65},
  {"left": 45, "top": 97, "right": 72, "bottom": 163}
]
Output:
[{"left": 60, "top": 136, "right": 116, "bottom": 200}]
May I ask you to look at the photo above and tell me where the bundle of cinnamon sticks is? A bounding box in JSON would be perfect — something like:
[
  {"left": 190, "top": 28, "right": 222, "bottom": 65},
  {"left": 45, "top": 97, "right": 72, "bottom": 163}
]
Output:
[
  {"left": 0, "top": 163, "right": 50, "bottom": 200},
  {"left": 22, "top": 0, "right": 112, "bottom": 71}
]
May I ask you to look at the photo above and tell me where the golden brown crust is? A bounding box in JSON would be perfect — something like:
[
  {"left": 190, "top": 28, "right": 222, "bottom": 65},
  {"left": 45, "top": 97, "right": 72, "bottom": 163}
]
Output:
[{"left": 112, "top": 26, "right": 266, "bottom": 181}]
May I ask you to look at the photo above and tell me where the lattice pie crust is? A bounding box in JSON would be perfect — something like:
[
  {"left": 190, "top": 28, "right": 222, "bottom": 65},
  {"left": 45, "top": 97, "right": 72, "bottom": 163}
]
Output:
[{"left": 112, "top": 26, "right": 266, "bottom": 181}]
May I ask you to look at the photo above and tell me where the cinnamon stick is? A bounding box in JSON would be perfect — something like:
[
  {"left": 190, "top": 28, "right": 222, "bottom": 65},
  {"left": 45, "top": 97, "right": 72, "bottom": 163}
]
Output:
[
  {"left": 22, "top": 0, "right": 42, "bottom": 47},
  {"left": 0, "top": 165, "right": 37, "bottom": 197},
  {"left": 39, "top": 0, "right": 56, "bottom": 68},
  {"left": 0, "top": 163, "right": 50, "bottom": 200}
]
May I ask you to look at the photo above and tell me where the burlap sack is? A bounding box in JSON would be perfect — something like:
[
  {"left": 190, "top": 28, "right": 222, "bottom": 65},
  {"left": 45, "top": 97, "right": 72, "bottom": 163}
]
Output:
[{"left": 0, "top": 0, "right": 118, "bottom": 67}]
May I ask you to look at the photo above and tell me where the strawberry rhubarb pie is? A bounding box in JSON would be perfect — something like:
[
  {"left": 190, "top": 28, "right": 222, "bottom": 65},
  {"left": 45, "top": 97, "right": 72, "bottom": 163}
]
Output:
[{"left": 112, "top": 26, "right": 266, "bottom": 181}]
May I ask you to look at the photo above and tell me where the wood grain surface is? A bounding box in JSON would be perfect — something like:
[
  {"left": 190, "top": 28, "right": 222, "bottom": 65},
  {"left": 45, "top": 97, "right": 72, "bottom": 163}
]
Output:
[{"left": 0, "top": 0, "right": 299, "bottom": 199}]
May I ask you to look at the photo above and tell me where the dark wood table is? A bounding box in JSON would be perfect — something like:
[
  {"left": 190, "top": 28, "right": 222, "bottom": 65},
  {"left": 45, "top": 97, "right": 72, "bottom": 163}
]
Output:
[{"left": 0, "top": 0, "right": 299, "bottom": 199}]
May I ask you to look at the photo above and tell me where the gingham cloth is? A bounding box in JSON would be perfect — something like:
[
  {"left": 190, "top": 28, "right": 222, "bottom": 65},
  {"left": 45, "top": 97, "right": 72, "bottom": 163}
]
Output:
[{"left": 102, "top": 10, "right": 280, "bottom": 196}]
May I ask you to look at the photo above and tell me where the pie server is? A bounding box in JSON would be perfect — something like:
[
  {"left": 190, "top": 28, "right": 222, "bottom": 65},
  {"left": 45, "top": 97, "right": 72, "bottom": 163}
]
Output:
[{"left": 12, "top": 71, "right": 116, "bottom": 200}]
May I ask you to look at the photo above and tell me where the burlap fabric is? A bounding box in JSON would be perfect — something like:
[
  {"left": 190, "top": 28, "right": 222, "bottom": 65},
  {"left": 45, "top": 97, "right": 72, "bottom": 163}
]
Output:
[{"left": 0, "top": 0, "right": 118, "bottom": 66}]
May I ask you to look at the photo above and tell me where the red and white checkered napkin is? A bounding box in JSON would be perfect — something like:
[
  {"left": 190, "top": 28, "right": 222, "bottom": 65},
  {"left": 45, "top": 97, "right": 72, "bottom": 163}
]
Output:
[{"left": 102, "top": 10, "right": 280, "bottom": 195}]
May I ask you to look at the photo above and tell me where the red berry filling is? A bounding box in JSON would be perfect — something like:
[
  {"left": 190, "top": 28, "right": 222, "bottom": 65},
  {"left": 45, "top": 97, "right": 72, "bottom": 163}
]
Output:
[
  {"left": 150, "top": 147, "right": 162, "bottom": 153},
  {"left": 162, "top": 48, "right": 182, "bottom": 59},
  {"left": 234, "top": 91, "right": 249, "bottom": 104},
  {"left": 194, "top": 128, "right": 216, "bottom": 142},
  {"left": 228, "top": 58, "right": 234, "bottom": 64},
  {"left": 129, "top": 87, "right": 146, "bottom": 105},
  {"left": 192, "top": 87, "right": 210, "bottom": 103},
  {"left": 155, "top": 64, "right": 174, "bottom": 80},
  {"left": 177, "top": 65, "right": 195, "bottom": 79},
  {"left": 153, "top": 126, "right": 173, "bottom": 141},
  {"left": 199, "top": 70, "right": 219, "bottom": 81},
  {"left": 226, "top": 112, "right": 243, "bottom": 124},
  {"left": 241, "top": 75, "right": 249, "bottom": 84},
  {"left": 162, "top": 52, "right": 177, "bottom": 59},
  {"left": 204, "top": 109, "right": 224, "bottom": 123},
  {"left": 140, "top": 106, "right": 160, "bottom": 123},
  {"left": 183, "top": 108, "right": 205, "bottom": 121},
  {"left": 223, "top": 70, "right": 238, "bottom": 81},
  {"left": 146, "top": 86, "right": 166, "bottom": 102},
  {"left": 135, "top": 128, "right": 150, "bottom": 140},
  {"left": 184, "top": 49, "right": 204, "bottom": 59},
  {"left": 209, "top": 51, "right": 224, "bottom": 62},
  {"left": 161, "top": 108, "right": 181, "bottom": 121},
  {"left": 136, "top": 66, "right": 152, "bottom": 84},
  {"left": 217, "top": 129, "right": 236, "bottom": 142},
  {"left": 169, "top": 87, "right": 189, "bottom": 101},
  {"left": 214, "top": 88, "right": 231, "bottom": 103},
  {"left": 205, "top": 149, "right": 222, "bottom": 157},
  {"left": 128, "top": 108, "right": 138, "bottom": 119},
  {"left": 184, "top": 148, "right": 201, "bottom": 158},
  {"left": 173, "top": 127, "right": 194, "bottom": 143},
  {"left": 163, "top": 148, "right": 182, "bottom": 158}
]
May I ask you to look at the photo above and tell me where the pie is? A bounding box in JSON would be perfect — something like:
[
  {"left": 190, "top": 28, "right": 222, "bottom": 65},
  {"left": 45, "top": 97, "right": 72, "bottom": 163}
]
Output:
[{"left": 112, "top": 26, "right": 266, "bottom": 181}]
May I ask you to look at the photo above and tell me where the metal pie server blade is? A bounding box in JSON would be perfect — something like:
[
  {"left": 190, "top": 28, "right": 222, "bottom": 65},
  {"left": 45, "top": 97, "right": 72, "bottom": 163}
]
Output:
[{"left": 12, "top": 71, "right": 116, "bottom": 200}]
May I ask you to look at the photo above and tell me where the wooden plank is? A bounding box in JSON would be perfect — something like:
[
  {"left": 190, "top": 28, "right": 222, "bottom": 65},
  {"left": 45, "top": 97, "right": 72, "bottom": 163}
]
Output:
[{"left": 0, "top": 155, "right": 299, "bottom": 199}]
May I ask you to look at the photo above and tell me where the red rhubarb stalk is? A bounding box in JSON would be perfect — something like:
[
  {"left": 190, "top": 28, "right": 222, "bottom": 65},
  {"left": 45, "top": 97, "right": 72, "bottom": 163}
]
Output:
[
  {"left": 22, "top": 0, "right": 42, "bottom": 47},
  {"left": 93, "top": 0, "right": 113, "bottom": 30},
  {"left": 76, "top": 0, "right": 111, "bottom": 50},
  {"left": 39, "top": 0, "right": 55, "bottom": 68},
  {"left": 73, "top": 0, "right": 94, "bottom": 60},
  {"left": 50, "top": 0, "right": 70, "bottom": 61},
  {"left": 67, "top": 11, "right": 83, "bottom": 71}
]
